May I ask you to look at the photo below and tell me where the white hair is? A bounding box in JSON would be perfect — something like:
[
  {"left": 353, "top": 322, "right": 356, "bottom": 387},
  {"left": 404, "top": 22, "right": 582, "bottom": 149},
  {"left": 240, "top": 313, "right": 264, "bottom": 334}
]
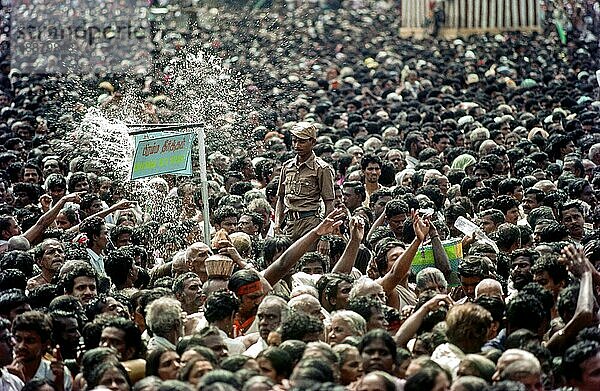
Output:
[
  {"left": 146, "top": 297, "right": 183, "bottom": 337},
  {"left": 331, "top": 310, "right": 367, "bottom": 336},
  {"left": 475, "top": 278, "right": 504, "bottom": 299}
]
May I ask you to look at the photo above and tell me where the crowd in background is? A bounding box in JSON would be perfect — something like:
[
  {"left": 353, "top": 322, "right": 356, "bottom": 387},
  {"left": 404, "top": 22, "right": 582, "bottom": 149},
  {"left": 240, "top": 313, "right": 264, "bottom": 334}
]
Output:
[{"left": 0, "top": 1, "right": 600, "bottom": 391}]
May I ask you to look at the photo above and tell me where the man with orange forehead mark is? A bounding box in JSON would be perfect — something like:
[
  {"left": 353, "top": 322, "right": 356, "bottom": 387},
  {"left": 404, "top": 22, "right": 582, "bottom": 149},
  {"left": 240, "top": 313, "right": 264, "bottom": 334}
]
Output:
[{"left": 228, "top": 269, "right": 265, "bottom": 337}]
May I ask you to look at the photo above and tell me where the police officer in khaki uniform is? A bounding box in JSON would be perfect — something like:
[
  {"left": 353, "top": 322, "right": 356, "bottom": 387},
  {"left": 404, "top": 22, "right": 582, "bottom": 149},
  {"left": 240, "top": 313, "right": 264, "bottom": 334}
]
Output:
[{"left": 274, "top": 122, "right": 335, "bottom": 241}]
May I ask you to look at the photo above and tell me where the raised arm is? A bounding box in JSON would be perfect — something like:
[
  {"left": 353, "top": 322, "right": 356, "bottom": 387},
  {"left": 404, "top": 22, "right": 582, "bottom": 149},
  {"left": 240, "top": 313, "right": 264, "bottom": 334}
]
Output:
[
  {"left": 67, "top": 200, "right": 137, "bottom": 233},
  {"left": 429, "top": 223, "right": 451, "bottom": 277},
  {"left": 332, "top": 216, "right": 365, "bottom": 274},
  {"left": 395, "top": 294, "right": 454, "bottom": 347},
  {"left": 263, "top": 208, "right": 345, "bottom": 286},
  {"left": 377, "top": 213, "right": 430, "bottom": 295},
  {"left": 24, "top": 192, "right": 84, "bottom": 244},
  {"left": 366, "top": 211, "right": 386, "bottom": 241},
  {"left": 547, "top": 244, "right": 596, "bottom": 355}
]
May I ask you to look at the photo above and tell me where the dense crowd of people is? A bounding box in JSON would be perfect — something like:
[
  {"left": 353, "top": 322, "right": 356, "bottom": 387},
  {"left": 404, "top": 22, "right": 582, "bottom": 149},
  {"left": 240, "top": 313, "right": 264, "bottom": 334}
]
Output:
[{"left": 0, "top": 1, "right": 600, "bottom": 391}]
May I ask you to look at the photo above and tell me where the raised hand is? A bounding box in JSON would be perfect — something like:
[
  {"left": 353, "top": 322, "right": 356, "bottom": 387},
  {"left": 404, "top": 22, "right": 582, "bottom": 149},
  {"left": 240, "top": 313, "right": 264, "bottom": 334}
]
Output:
[
  {"left": 218, "top": 245, "right": 244, "bottom": 265},
  {"left": 561, "top": 244, "right": 590, "bottom": 277},
  {"left": 412, "top": 210, "right": 431, "bottom": 242},
  {"left": 39, "top": 194, "right": 53, "bottom": 212},
  {"left": 315, "top": 208, "right": 345, "bottom": 236},
  {"left": 349, "top": 216, "right": 366, "bottom": 243},
  {"left": 424, "top": 294, "right": 454, "bottom": 312},
  {"left": 63, "top": 191, "right": 85, "bottom": 204},
  {"left": 50, "top": 345, "right": 65, "bottom": 391}
]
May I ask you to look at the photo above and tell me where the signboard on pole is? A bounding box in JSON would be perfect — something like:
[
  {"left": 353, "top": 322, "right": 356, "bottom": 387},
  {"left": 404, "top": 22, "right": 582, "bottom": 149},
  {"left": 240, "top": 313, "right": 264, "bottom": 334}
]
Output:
[{"left": 131, "top": 132, "right": 195, "bottom": 179}]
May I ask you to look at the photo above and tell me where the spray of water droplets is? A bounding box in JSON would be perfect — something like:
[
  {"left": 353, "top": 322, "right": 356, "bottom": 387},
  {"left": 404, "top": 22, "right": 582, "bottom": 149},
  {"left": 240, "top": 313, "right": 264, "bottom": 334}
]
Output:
[{"left": 63, "top": 49, "right": 254, "bottom": 222}]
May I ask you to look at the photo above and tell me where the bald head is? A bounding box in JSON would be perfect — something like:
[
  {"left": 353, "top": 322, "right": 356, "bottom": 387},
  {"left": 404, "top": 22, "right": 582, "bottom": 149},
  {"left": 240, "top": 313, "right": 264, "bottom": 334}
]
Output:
[{"left": 475, "top": 279, "right": 504, "bottom": 299}]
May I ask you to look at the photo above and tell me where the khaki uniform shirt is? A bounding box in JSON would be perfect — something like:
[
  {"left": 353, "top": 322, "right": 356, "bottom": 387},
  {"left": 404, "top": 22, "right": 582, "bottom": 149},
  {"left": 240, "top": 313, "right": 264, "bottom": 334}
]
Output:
[{"left": 277, "top": 152, "right": 335, "bottom": 213}]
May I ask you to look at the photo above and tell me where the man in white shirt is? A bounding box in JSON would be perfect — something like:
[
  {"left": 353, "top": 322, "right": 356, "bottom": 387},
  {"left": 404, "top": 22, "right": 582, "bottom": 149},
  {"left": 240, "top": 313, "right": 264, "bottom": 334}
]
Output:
[
  {"left": 80, "top": 217, "right": 109, "bottom": 277},
  {"left": 245, "top": 296, "right": 289, "bottom": 357},
  {"left": 12, "top": 311, "right": 72, "bottom": 391}
]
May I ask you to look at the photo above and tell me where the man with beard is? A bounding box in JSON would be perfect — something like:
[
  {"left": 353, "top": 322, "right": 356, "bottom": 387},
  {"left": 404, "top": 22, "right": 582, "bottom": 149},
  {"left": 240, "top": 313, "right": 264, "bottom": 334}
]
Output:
[
  {"left": 244, "top": 296, "right": 289, "bottom": 357},
  {"left": 12, "top": 311, "right": 72, "bottom": 391},
  {"left": 559, "top": 201, "right": 587, "bottom": 243},
  {"left": 522, "top": 188, "right": 545, "bottom": 216},
  {"left": 228, "top": 269, "right": 265, "bottom": 337},
  {"left": 27, "top": 239, "right": 65, "bottom": 291},
  {"left": 509, "top": 249, "right": 538, "bottom": 294},
  {"left": 173, "top": 272, "right": 202, "bottom": 315},
  {"left": 404, "top": 131, "right": 428, "bottom": 169},
  {"left": 361, "top": 154, "right": 384, "bottom": 208}
]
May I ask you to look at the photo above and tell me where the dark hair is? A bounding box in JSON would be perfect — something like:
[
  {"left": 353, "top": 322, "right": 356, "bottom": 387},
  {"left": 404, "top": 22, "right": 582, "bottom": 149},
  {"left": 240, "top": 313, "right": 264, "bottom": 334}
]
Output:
[
  {"left": 0, "top": 250, "right": 34, "bottom": 277},
  {"left": 405, "top": 366, "right": 447, "bottom": 391},
  {"left": 458, "top": 256, "right": 491, "bottom": 279},
  {"left": 343, "top": 181, "right": 366, "bottom": 202},
  {"left": 557, "top": 284, "right": 580, "bottom": 322},
  {"left": 146, "top": 348, "right": 176, "bottom": 377},
  {"left": 87, "top": 362, "right": 132, "bottom": 390},
  {"left": 213, "top": 206, "right": 239, "bottom": 225},
  {"left": 12, "top": 310, "right": 52, "bottom": 342},
  {"left": 110, "top": 225, "right": 134, "bottom": 245},
  {"left": 262, "top": 236, "right": 294, "bottom": 267},
  {"left": 493, "top": 195, "right": 520, "bottom": 215},
  {"left": 291, "top": 358, "right": 335, "bottom": 385},
  {"left": 360, "top": 153, "right": 382, "bottom": 171},
  {"left": 316, "top": 273, "right": 355, "bottom": 307},
  {"left": 79, "top": 217, "right": 105, "bottom": 244},
  {"left": 228, "top": 269, "right": 261, "bottom": 295},
  {"left": 358, "top": 329, "right": 398, "bottom": 363},
  {"left": 297, "top": 252, "right": 329, "bottom": 273},
  {"left": 384, "top": 199, "right": 409, "bottom": 219},
  {"left": 495, "top": 223, "right": 521, "bottom": 252},
  {"left": 0, "top": 288, "right": 28, "bottom": 318},
  {"left": 531, "top": 254, "right": 569, "bottom": 286},
  {"left": 278, "top": 340, "right": 307, "bottom": 367},
  {"left": 219, "top": 355, "right": 250, "bottom": 372},
  {"left": 80, "top": 193, "right": 101, "bottom": 213},
  {"left": 67, "top": 172, "right": 89, "bottom": 193},
  {"left": 104, "top": 249, "right": 134, "bottom": 288},
  {"left": 347, "top": 296, "right": 383, "bottom": 324},
  {"left": 562, "top": 340, "right": 600, "bottom": 382},
  {"left": 61, "top": 264, "right": 98, "bottom": 294},
  {"left": 558, "top": 201, "right": 584, "bottom": 219},
  {"left": 475, "top": 295, "right": 506, "bottom": 324},
  {"left": 506, "top": 294, "right": 545, "bottom": 334},
  {"left": 204, "top": 290, "right": 240, "bottom": 323},
  {"left": 103, "top": 316, "right": 144, "bottom": 359},
  {"left": 45, "top": 174, "right": 67, "bottom": 190},
  {"left": 498, "top": 178, "right": 522, "bottom": 196},
  {"left": 22, "top": 379, "right": 57, "bottom": 391},
  {"left": 257, "top": 347, "right": 293, "bottom": 378},
  {"left": 196, "top": 369, "right": 241, "bottom": 390},
  {"left": 478, "top": 209, "right": 505, "bottom": 225},
  {"left": 0, "top": 269, "right": 26, "bottom": 291},
  {"left": 280, "top": 310, "right": 324, "bottom": 342}
]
